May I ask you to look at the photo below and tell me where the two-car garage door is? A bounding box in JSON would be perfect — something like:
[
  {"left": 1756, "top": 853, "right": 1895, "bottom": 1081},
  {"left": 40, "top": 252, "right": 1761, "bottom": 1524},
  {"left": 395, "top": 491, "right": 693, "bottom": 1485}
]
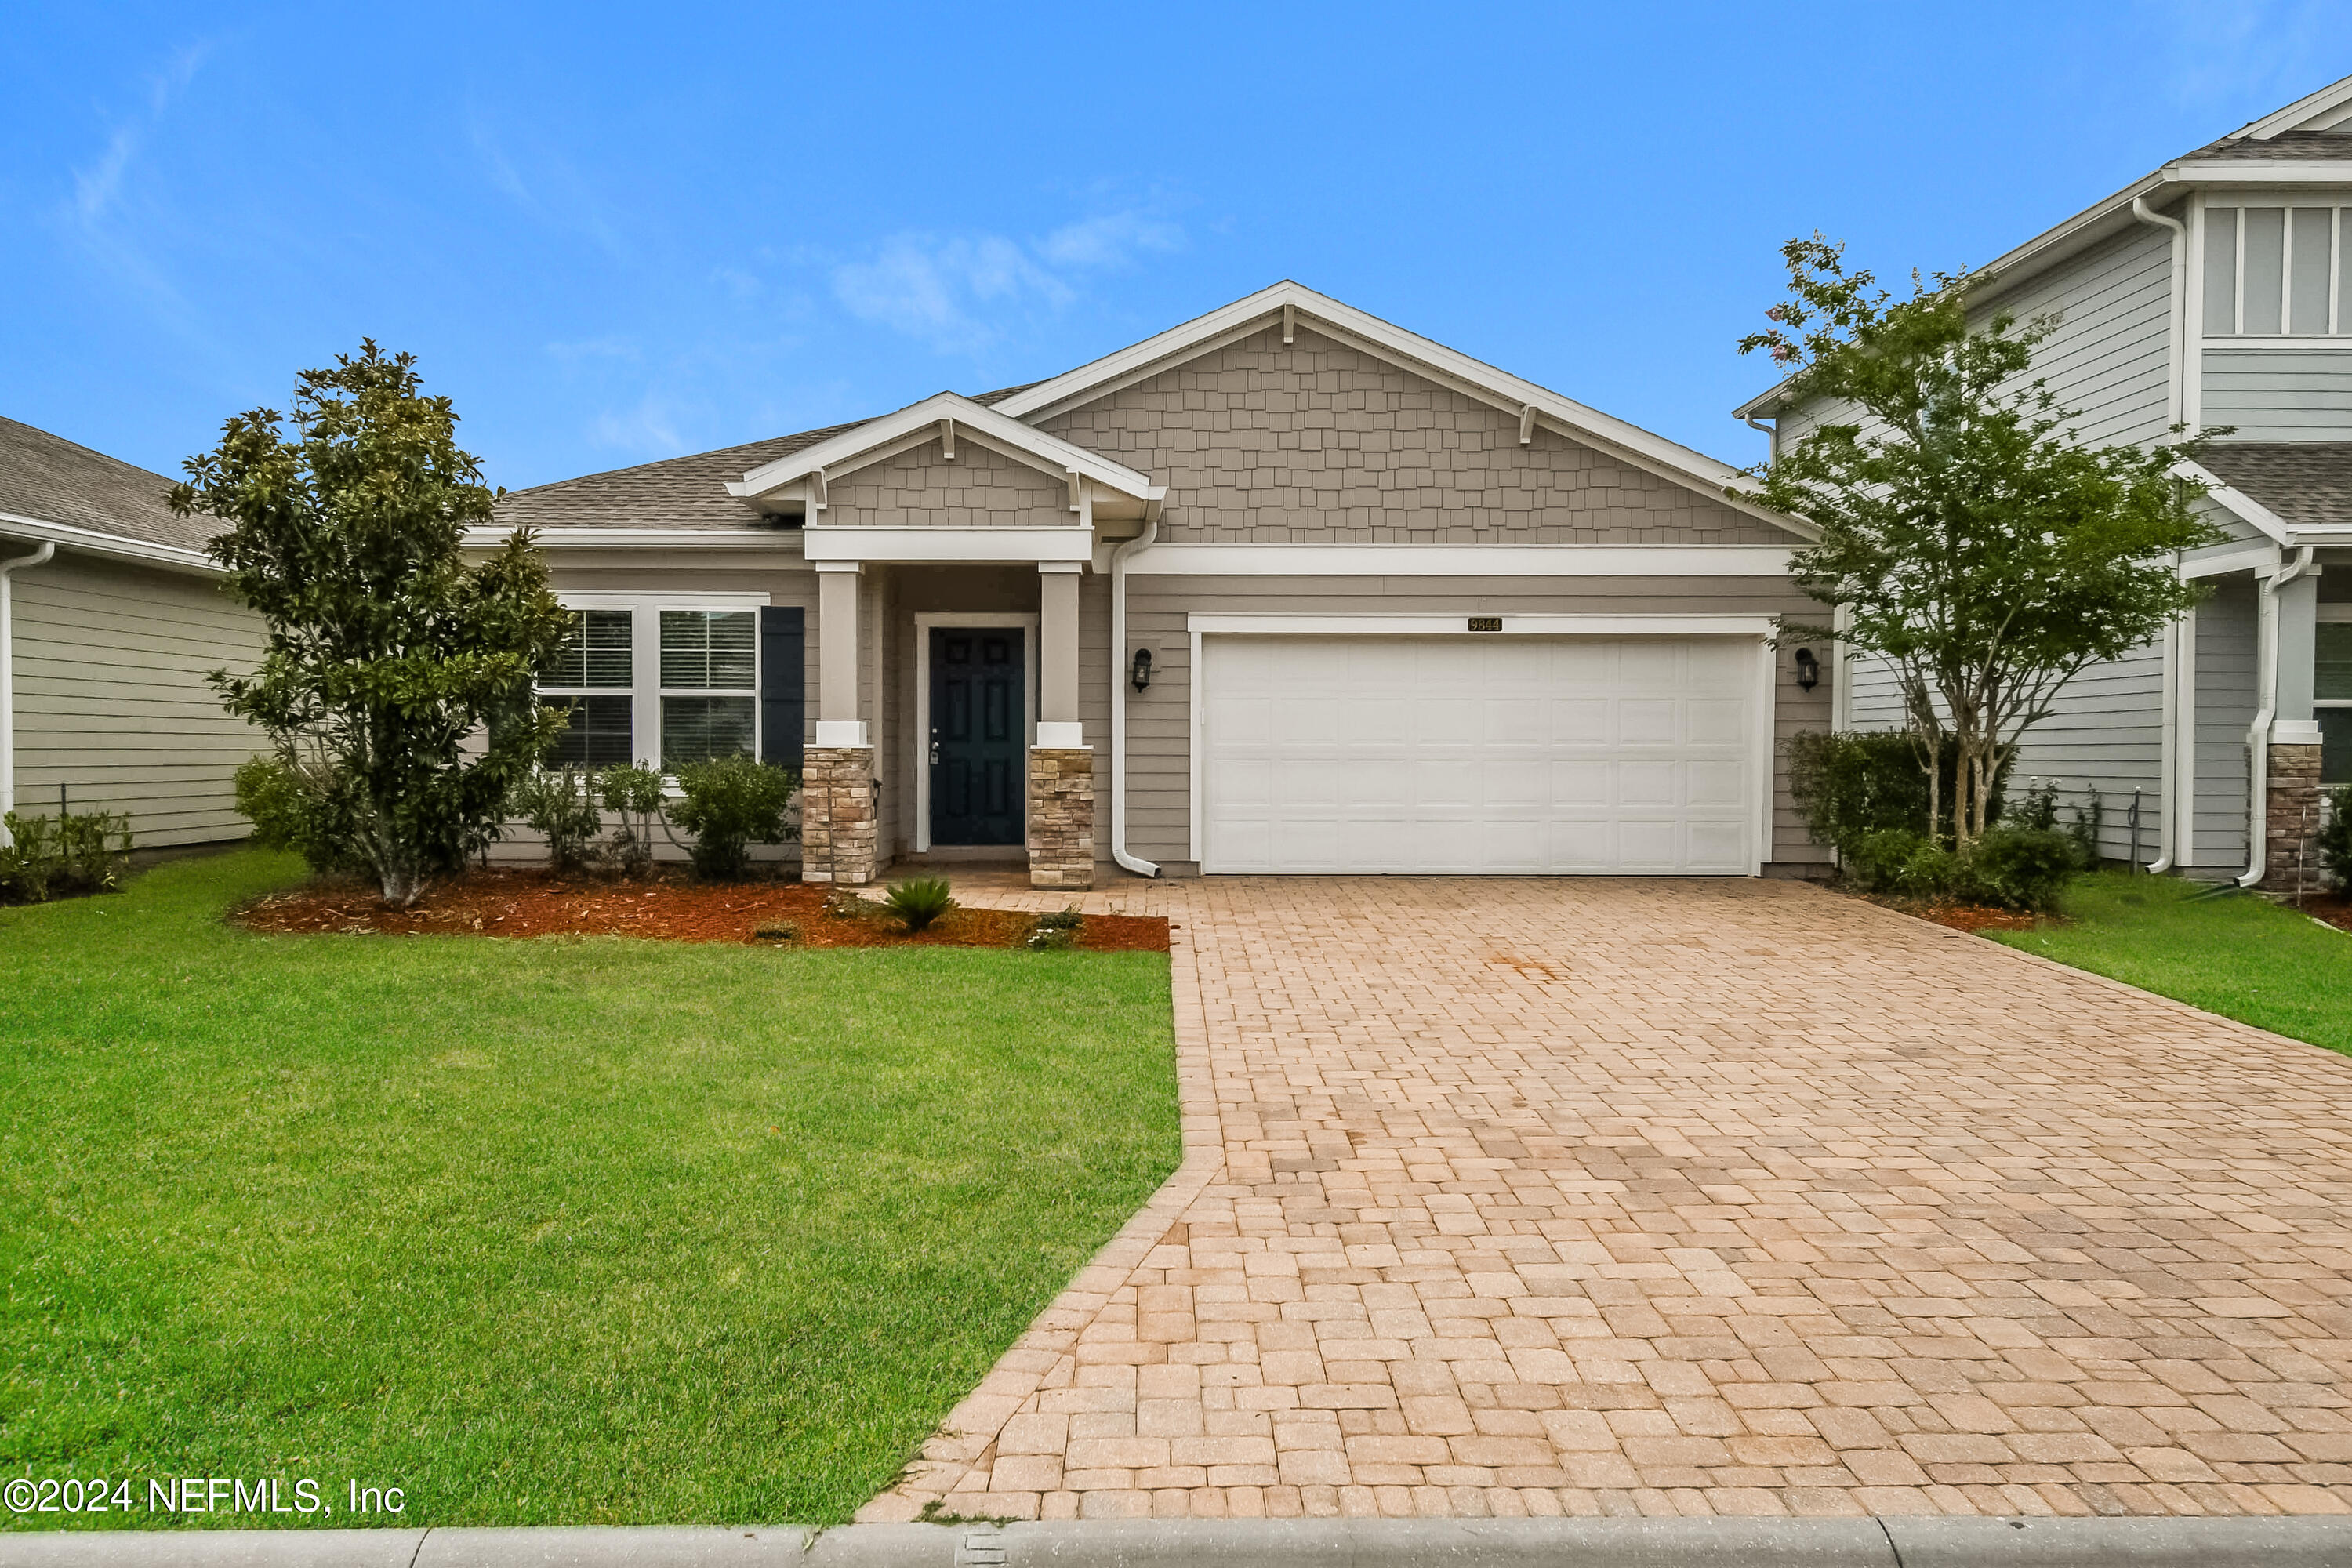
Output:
[{"left": 1199, "top": 634, "right": 1763, "bottom": 875}]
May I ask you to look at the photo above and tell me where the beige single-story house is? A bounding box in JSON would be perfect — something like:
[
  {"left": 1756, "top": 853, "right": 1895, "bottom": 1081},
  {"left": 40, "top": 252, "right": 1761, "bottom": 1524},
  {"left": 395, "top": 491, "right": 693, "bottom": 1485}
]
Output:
[
  {"left": 496, "top": 283, "right": 1829, "bottom": 887},
  {"left": 0, "top": 416, "right": 260, "bottom": 851}
]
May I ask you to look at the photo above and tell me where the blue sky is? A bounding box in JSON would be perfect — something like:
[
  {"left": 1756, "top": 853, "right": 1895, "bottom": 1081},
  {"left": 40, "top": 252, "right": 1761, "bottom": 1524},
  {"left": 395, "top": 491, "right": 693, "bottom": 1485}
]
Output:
[{"left": 5, "top": 2, "right": 2348, "bottom": 495}]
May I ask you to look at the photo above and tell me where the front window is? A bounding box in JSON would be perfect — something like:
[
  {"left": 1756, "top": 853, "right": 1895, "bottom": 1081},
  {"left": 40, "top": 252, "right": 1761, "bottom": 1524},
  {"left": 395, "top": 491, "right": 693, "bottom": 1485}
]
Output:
[
  {"left": 2318, "top": 620, "right": 2352, "bottom": 784},
  {"left": 659, "top": 610, "right": 757, "bottom": 767},
  {"left": 2203, "top": 203, "right": 2352, "bottom": 336},
  {"left": 538, "top": 609, "right": 635, "bottom": 766}
]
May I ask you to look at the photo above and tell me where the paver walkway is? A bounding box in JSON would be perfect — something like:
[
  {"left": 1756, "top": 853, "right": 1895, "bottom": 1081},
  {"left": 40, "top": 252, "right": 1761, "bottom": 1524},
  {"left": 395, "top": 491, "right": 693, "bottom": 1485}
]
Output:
[{"left": 861, "top": 876, "right": 2352, "bottom": 1523}]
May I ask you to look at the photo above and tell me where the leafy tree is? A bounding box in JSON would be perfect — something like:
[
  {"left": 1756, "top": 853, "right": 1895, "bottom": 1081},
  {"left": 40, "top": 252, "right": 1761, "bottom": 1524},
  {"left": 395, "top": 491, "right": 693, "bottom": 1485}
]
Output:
[
  {"left": 1741, "top": 238, "right": 2225, "bottom": 846},
  {"left": 173, "top": 341, "right": 572, "bottom": 906}
]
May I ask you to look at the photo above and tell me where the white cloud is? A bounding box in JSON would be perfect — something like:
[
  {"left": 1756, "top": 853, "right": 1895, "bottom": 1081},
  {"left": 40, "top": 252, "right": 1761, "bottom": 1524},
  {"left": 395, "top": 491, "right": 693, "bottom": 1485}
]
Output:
[
  {"left": 829, "top": 208, "right": 1183, "bottom": 354},
  {"left": 590, "top": 393, "right": 688, "bottom": 456}
]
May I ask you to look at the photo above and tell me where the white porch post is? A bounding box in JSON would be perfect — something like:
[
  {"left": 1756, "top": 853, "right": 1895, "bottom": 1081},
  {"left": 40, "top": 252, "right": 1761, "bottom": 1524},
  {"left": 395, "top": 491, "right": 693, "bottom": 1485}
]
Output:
[
  {"left": 1036, "top": 561, "right": 1083, "bottom": 748},
  {"left": 815, "top": 562, "right": 866, "bottom": 746}
]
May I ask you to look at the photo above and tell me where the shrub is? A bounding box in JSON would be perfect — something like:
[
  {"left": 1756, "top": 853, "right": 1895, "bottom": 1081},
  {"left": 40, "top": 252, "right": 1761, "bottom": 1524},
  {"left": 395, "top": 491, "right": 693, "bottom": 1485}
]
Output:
[
  {"left": 1839, "top": 828, "right": 1927, "bottom": 895},
  {"left": 2067, "top": 793, "right": 2104, "bottom": 869},
  {"left": 597, "top": 764, "right": 666, "bottom": 876},
  {"left": 0, "top": 809, "right": 132, "bottom": 904},
  {"left": 234, "top": 753, "right": 362, "bottom": 875},
  {"left": 752, "top": 921, "right": 798, "bottom": 942},
  {"left": 512, "top": 768, "right": 604, "bottom": 873},
  {"left": 1960, "top": 826, "right": 2079, "bottom": 913},
  {"left": 1788, "top": 731, "right": 1930, "bottom": 850},
  {"left": 882, "top": 877, "right": 956, "bottom": 932},
  {"left": 2320, "top": 787, "right": 2352, "bottom": 893},
  {"left": 1026, "top": 906, "right": 1083, "bottom": 951},
  {"left": 665, "top": 756, "right": 797, "bottom": 880}
]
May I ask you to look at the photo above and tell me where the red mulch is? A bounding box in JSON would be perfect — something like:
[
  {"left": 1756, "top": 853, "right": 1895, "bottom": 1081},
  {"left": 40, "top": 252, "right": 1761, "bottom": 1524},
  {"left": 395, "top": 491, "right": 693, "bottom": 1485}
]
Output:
[
  {"left": 234, "top": 869, "right": 1171, "bottom": 953},
  {"left": 2298, "top": 894, "right": 2352, "bottom": 934},
  {"left": 1849, "top": 891, "right": 2042, "bottom": 933}
]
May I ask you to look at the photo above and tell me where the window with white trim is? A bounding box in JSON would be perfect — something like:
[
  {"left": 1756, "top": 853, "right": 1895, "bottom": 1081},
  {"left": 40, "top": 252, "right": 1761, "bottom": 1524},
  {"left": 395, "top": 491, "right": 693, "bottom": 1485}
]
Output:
[
  {"left": 658, "top": 609, "right": 757, "bottom": 767},
  {"left": 2318, "top": 608, "right": 2352, "bottom": 785},
  {"left": 538, "top": 609, "right": 636, "bottom": 765},
  {"left": 2203, "top": 203, "right": 2352, "bottom": 336}
]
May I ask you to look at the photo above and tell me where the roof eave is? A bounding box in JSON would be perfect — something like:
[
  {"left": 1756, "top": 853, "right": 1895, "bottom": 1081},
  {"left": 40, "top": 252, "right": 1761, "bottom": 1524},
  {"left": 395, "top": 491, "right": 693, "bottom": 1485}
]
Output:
[
  {"left": 727, "top": 390, "right": 1158, "bottom": 504},
  {"left": 0, "top": 511, "right": 223, "bottom": 577}
]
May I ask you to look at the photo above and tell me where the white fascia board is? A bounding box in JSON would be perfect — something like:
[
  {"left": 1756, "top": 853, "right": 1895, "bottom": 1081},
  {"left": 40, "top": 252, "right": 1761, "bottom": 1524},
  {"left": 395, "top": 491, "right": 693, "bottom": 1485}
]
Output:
[
  {"left": 1185, "top": 612, "right": 1777, "bottom": 637},
  {"left": 993, "top": 281, "right": 1813, "bottom": 542},
  {"left": 2233, "top": 72, "right": 2352, "bottom": 140},
  {"left": 465, "top": 527, "right": 804, "bottom": 551},
  {"left": 2176, "top": 461, "right": 2292, "bottom": 543},
  {"left": 1125, "top": 543, "right": 1795, "bottom": 576},
  {"left": 728, "top": 391, "right": 1156, "bottom": 503},
  {"left": 0, "top": 511, "right": 223, "bottom": 577},
  {"left": 2167, "top": 161, "right": 2352, "bottom": 183},
  {"left": 802, "top": 525, "right": 1095, "bottom": 564},
  {"left": 2182, "top": 540, "right": 2281, "bottom": 579},
  {"left": 558, "top": 590, "right": 771, "bottom": 609}
]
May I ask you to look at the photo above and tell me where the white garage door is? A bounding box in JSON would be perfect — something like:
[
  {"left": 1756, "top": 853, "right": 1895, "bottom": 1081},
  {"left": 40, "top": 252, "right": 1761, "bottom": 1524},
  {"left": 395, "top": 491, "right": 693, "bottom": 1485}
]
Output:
[{"left": 1200, "top": 635, "right": 1762, "bottom": 875}]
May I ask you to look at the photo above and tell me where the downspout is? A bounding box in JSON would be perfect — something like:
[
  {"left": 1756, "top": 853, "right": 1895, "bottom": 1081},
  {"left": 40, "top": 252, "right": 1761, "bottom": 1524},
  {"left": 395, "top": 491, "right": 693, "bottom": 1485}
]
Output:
[
  {"left": 2132, "top": 198, "right": 2188, "bottom": 873},
  {"left": 1107, "top": 502, "right": 1162, "bottom": 877},
  {"left": 0, "top": 538, "right": 58, "bottom": 849},
  {"left": 2241, "top": 546, "right": 2316, "bottom": 888}
]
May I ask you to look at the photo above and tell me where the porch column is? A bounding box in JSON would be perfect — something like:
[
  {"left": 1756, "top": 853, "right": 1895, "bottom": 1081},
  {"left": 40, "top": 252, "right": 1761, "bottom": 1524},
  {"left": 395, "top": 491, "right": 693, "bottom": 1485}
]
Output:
[
  {"left": 2267, "top": 568, "right": 2322, "bottom": 895},
  {"left": 804, "top": 561, "right": 876, "bottom": 885},
  {"left": 1029, "top": 561, "right": 1094, "bottom": 888}
]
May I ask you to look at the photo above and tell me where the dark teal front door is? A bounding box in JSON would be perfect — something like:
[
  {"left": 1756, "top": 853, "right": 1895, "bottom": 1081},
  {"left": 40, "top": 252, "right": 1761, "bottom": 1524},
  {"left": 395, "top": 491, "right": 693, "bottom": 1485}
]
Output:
[{"left": 930, "top": 626, "right": 1025, "bottom": 845}]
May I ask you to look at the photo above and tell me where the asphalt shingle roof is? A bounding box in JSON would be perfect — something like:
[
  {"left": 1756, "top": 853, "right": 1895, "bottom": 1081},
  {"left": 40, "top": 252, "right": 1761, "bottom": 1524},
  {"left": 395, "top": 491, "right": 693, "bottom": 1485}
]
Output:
[
  {"left": 494, "top": 382, "right": 1044, "bottom": 532},
  {"left": 0, "top": 415, "right": 214, "bottom": 552},
  {"left": 2185, "top": 129, "right": 2352, "bottom": 162},
  {"left": 2201, "top": 442, "right": 2352, "bottom": 528}
]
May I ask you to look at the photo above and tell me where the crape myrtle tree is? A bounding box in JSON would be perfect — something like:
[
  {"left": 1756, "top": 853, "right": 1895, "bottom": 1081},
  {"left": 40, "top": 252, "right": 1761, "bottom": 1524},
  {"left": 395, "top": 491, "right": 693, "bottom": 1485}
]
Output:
[
  {"left": 1740, "top": 237, "right": 2225, "bottom": 848},
  {"left": 173, "top": 341, "right": 572, "bottom": 906}
]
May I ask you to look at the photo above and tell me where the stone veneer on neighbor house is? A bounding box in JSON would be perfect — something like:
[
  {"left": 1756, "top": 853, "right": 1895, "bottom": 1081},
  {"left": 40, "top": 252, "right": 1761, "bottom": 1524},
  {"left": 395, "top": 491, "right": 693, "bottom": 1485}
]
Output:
[
  {"left": 1027, "top": 749, "right": 1096, "bottom": 891},
  {"left": 2267, "top": 741, "right": 2325, "bottom": 897}
]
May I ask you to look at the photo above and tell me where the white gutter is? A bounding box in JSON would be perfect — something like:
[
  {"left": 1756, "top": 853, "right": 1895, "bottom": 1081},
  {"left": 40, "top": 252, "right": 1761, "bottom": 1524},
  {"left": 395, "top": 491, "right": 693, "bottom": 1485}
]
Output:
[
  {"left": 0, "top": 538, "right": 58, "bottom": 848},
  {"left": 2146, "top": 615, "right": 2180, "bottom": 873},
  {"left": 2130, "top": 198, "right": 2188, "bottom": 431},
  {"left": 1106, "top": 510, "right": 1163, "bottom": 879},
  {"left": 2241, "top": 546, "right": 2317, "bottom": 888}
]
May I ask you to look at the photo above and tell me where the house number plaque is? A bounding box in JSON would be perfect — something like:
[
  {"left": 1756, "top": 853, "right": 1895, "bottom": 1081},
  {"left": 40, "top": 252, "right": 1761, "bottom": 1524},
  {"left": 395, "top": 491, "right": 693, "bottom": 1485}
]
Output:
[{"left": 1465, "top": 616, "right": 1503, "bottom": 632}]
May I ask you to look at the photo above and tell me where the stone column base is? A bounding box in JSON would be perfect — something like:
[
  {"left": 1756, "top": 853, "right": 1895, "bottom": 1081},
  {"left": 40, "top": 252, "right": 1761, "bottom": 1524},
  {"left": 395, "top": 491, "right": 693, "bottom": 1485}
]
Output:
[
  {"left": 2266, "top": 741, "right": 2324, "bottom": 898},
  {"left": 801, "top": 746, "right": 877, "bottom": 886},
  {"left": 1027, "top": 747, "right": 1095, "bottom": 891}
]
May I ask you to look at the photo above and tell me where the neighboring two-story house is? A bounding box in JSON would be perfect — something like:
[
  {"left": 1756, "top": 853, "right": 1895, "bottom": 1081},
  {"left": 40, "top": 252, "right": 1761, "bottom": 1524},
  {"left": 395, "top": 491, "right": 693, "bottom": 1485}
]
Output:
[{"left": 1737, "top": 71, "right": 2352, "bottom": 891}]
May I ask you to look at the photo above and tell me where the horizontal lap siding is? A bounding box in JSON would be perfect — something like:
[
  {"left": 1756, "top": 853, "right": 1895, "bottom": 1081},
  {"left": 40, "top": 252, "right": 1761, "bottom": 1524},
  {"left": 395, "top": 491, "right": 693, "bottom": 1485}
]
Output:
[
  {"left": 2190, "top": 576, "right": 2257, "bottom": 875},
  {"left": 2007, "top": 646, "right": 2165, "bottom": 862},
  {"left": 1118, "top": 575, "right": 1831, "bottom": 871},
  {"left": 1992, "top": 222, "right": 2173, "bottom": 449},
  {"left": 2201, "top": 346, "right": 2352, "bottom": 440},
  {"left": 11, "top": 552, "right": 263, "bottom": 846}
]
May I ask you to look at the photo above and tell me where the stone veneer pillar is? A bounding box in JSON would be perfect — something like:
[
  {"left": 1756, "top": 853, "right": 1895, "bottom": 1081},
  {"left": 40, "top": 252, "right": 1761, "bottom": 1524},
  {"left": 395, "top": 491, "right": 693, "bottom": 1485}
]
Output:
[
  {"left": 2266, "top": 739, "right": 2325, "bottom": 898},
  {"left": 1027, "top": 748, "right": 1095, "bottom": 891},
  {"left": 800, "top": 746, "right": 877, "bottom": 886}
]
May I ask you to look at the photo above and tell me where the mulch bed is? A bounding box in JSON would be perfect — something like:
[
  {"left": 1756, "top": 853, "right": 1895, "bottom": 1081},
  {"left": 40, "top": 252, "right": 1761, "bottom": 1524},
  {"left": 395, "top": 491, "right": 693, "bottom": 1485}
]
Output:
[
  {"left": 1850, "top": 891, "right": 2042, "bottom": 934},
  {"left": 234, "top": 869, "right": 1171, "bottom": 953},
  {"left": 2293, "top": 894, "right": 2352, "bottom": 935}
]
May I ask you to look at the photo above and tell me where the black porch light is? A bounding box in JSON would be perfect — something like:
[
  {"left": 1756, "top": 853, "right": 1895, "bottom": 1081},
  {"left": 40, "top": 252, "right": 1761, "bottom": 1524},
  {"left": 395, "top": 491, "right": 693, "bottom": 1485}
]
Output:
[
  {"left": 1130, "top": 647, "right": 1154, "bottom": 692},
  {"left": 1795, "top": 646, "right": 1820, "bottom": 691}
]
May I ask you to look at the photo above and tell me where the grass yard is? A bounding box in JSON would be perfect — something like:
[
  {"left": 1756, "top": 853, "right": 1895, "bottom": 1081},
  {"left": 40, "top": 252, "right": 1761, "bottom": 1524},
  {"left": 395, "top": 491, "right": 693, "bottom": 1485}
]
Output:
[
  {"left": 1992, "top": 869, "right": 2352, "bottom": 1056},
  {"left": 0, "top": 850, "right": 1178, "bottom": 1528}
]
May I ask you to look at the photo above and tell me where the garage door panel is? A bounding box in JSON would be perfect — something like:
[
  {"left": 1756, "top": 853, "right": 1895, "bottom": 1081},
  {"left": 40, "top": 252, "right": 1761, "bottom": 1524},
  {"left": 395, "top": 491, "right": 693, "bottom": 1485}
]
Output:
[{"left": 1202, "top": 635, "right": 1758, "bottom": 875}]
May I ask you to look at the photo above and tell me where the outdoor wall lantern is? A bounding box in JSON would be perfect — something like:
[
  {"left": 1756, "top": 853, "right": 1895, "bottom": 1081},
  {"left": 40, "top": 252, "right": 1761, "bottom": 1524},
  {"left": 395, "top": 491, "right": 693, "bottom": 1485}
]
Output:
[
  {"left": 1795, "top": 647, "right": 1820, "bottom": 691},
  {"left": 1131, "top": 647, "right": 1154, "bottom": 692}
]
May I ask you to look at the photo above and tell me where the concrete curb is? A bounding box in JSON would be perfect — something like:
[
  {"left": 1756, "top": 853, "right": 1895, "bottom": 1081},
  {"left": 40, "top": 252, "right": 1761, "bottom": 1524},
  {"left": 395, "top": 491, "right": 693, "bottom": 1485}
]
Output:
[{"left": 7, "top": 1517, "right": 2352, "bottom": 1567}]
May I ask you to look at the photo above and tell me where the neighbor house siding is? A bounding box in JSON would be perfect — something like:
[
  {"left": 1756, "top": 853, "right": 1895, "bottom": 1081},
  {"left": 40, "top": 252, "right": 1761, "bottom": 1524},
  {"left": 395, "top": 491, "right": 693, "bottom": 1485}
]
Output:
[
  {"left": 1987, "top": 220, "right": 2176, "bottom": 449},
  {"left": 9, "top": 551, "right": 263, "bottom": 847},
  {"left": 1117, "top": 574, "right": 1831, "bottom": 872},
  {"left": 2201, "top": 346, "right": 2352, "bottom": 441},
  {"left": 2188, "top": 574, "right": 2258, "bottom": 876},
  {"left": 1041, "top": 325, "right": 1790, "bottom": 545}
]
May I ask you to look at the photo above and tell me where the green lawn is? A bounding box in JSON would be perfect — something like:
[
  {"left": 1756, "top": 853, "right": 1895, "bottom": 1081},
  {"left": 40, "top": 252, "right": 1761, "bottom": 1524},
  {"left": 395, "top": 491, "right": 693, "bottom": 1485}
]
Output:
[
  {"left": 0, "top": 851, "right": 1178, "bottom": 1528},
  {"left": 1991, "top": 869, "right": 2352, "bottom": 1056}
]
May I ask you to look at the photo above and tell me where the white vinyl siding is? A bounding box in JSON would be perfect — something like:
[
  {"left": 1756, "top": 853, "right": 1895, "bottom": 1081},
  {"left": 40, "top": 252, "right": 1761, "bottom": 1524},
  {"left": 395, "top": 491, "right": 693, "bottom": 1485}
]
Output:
[{"left": 1197, "top": 633, "right": 1762, "bottom": 875}]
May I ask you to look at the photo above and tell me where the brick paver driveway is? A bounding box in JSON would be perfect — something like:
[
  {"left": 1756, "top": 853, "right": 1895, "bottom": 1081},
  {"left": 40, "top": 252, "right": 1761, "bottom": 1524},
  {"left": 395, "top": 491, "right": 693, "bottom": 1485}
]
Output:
[{"left": 865, "top": 876, "right": 2352, "bottom": 1523}]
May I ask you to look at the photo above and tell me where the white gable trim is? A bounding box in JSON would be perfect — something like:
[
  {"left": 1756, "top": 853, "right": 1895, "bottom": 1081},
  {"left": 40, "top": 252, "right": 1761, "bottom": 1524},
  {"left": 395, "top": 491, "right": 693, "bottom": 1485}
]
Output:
[
  {"left": 2175, "top": 460, "right": 2292, "bottom": 545},
  {"left": 2233, "top": 71, "right": 2352, "bottom": 140},
  {"left": 0, "top": 512, "right": 224, "bottom": 578},
  {"left": 992, "top": 281, "right": 1814, "bottom": 543},
  {"left": 727, "top": 391, "right": 1156, "bottom": 506}
]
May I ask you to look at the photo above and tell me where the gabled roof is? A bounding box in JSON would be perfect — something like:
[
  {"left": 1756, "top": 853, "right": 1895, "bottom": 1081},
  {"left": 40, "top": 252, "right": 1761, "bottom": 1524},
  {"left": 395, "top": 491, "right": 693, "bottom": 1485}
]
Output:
[
  {"left": 727, "top": 390, "right": 1161, "bottom": 511},
  {"left": 1735, "top": 71, "right": 2352, "bottom": 422},
  {"left": 995, "top": 281, "right": 1809, "bottom": 539},
  {"left": 0, "top": 414, "right": 220, "bottom": 573}
]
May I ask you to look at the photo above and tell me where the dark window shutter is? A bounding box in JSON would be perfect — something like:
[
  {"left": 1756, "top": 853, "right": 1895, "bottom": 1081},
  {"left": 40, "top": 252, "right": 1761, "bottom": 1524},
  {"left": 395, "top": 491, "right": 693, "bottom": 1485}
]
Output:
[{"left": 759, "top": 606, "right": 806, "bottom": 773}]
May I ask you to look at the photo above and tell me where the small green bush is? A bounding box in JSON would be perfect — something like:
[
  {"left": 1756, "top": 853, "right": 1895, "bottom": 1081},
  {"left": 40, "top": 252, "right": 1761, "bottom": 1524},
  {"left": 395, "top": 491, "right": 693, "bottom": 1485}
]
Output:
[
  {"left": 1840, "top": 828, "right": 1927, "bottom": 895},
  {"left": 665, "top": 756, "right": 798, "bottom": 880},
  {"left": 233, "top": 753, "right": 361, "bottom": 875},
  {"left": 1027, "top": 906, "right": 1083, "bottom": 950},
  {"left": 882, "top": 877, "right": 956, "bottom": 932},
  {"left": 512, "top": 767, "right": 604, "bottom": 873},
  {"left": 2319, "top": 787, "right": 2352, "bottom": 893},
  {"left": 0, "top": 808, "right": 132, "bottom": 904},
  {"left": 1788, "top": 731, "right": 1931, "bottom": 850},
  {"left": 597, "top": 764, "right": 665, "bottom": 875},
  {"left": 1963, "top": 826, "right": 2079, "bottom": 913}
]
